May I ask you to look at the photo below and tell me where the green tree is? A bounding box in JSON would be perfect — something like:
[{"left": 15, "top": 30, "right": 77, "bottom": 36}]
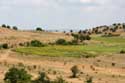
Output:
[
  {"left": 30, "top": 40, "right": 45, "bottom": 47},
  {"left": 56, "top": 39, "right": 67, "bottom": 45},
  {"left": 4, "top": 67, "right": 31, "bottom": 83},
  {"left": 13, "top": 26, "right": 18, "bottom": 30},
  {"left": 6, "top": 25, "right": 11, "bottom": 29},
  {"left": 36, "top": 27, "right": 43, "bottom": 31},
  {"left": 2, "top": 24, "right": 6, "bottom": 28}
]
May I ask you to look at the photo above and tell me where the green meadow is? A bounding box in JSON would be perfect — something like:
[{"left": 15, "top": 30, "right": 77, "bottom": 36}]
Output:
[{"left": 14, "top": 36, "right": 125, "bottom": 57}]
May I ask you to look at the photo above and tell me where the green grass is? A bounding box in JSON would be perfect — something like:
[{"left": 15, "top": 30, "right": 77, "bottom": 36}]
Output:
[
  {"left": 92, "top": 36, "right": 125, "bottom": 44},
  {"left": 14, "top": 36, "right": 125, "bottom": 57}
]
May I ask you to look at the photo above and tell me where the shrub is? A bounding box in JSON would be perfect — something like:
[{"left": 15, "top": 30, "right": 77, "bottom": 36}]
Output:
[
  {"left": 86, "top": 35, "right": 91, "bottom": 40},
  {"left": 13, "top": 26, "right": 18, "bottom": 30},
  {"left": 52, "top": 77, "right": 68, "bottom": 83},
  {"left": 4, "top": 67, "right": 31, "bottom": 83},
  {"left": 2, "top": 43, "right": 9, "bottom": 49},
  {"left": 30, "top": 40, "right": 45, "bottom": 47},
  {"left": 34, "top": 72, "right": 50, "bottom": 83},
  {"left": 85, "top": 77, "right": 93, "bottom": 83},
  {"left": 70, "top": 65, "right": 79, "bottom": 78},
  {"left": 120, "top": 50, "right": 125, "bottom": 54},
  {"left": 36, "top": 27, "right": 43, "bottom": 31},
  {"left": 112, "top": 63, "right": 116, "bottom": 66},
  {"left": 56, "top": 39, "right": 67, "bottom": 45}
]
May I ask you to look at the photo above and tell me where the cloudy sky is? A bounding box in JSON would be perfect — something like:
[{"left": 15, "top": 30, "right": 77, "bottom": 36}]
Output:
[{"left": 0, "top": 0, "right": 125, "bottom": 30}]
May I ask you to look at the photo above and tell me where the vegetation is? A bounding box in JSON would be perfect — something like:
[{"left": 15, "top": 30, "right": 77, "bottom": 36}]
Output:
[
  {"left": 52, "top": 77, "right": 68, "bottom": 83},
  {"left": 36, "top": 27, "right": 43, "bottom": 31},
  {"left": 4, "top": 67, "right": 31, "bottom": 83},
  {"left": 27, "top": 40, "right": 46, "bottom": 47},
  {"left": 120, "top": 50, "right": 125, "bottom": 54},
  {"left": 13, "top": 26, "right": 18, "bottom": 30},
  {"left": 85, "top": 77, "right": 93, "bottom": 83},
  {"left": 33, "top": 72, "right": 50, "bottom": 83},
  {"left": 0, "top": 43, "right": 9, "bottom": 49},
  {"left": 4, "top": 67, "right": 68, "bottom": 83},
  {"left": 56, "top": 39, "right": 68, "bottom": 45},
  {"left": 72, "top": 33, "right": 91, "bottom": 42},
  {"left": 70, "top": 65, "right": 79, "bottom": 78},
  {"left": 1, "top": 24, "right": 6, "bottom": 28}
]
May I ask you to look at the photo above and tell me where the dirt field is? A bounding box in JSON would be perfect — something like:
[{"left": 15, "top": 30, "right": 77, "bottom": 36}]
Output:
[{"left": 0, "top": 50, "right": 125, "bottom": 83}]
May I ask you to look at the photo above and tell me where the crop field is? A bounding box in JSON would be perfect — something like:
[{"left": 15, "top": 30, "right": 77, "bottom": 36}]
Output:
[{"left": 14, "top": 36, "right": 125, "bottom": 57}]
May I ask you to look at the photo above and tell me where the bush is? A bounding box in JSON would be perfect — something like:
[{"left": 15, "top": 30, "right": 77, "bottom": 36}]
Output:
[
  {"left": 85, "top": 77, "right": 93, "bottom": 83},
  {"left": 2, "top": 24, "right": 6, "bottom": 28},
  {"left": 30, "top": 40, "right": 45, "bottom": 47},
  {"left": 70, "top": 65, "right": 79, "bottom": 78},
  {"left": 4, "top": 67, "right": 31, "bottom": 83},
  {"left": 120, "top": 50, "right": 125, "bottom": 54},
  {"left": 52, "top": 77, "right": 68, "bottom": 83},
  {"left": 33, "top": 72, "right": 50, "bottom": 83},
  {"left": 36, "top": 27, "right": 43, "bottom": 31},
  {"left": 86, "top": 35, "right": 91, "bottom": 40},
  {"left": 13, "top": 26, "right": 18, "bottom": 30},
  {"left": 56, "top": 39, "right": 68, "bottom": 45},
  {"left": 2, "top": 43, "right": 9, "bottom": 49}
]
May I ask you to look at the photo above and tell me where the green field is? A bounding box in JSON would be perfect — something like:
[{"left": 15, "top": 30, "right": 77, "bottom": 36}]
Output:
[{"left": 14, "top": 36, "right": 125, "bottom": 57}]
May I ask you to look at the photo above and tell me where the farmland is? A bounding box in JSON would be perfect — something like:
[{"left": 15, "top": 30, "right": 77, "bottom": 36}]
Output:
[{"left": 14, "top": 36, "right": 125, "bottom": 57}]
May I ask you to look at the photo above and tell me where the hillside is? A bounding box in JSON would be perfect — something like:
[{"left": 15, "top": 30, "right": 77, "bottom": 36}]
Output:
[{"left": 0, "top": 27, "right": 72, "bottom": 46}]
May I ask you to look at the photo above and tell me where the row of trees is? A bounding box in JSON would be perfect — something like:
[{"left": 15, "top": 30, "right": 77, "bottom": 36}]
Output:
[
  {"left": 4, "top": 67, "right": 93, "bottom": 83},
  {"left": 1, "top": 24, "right": 18, "bottom": 30},
  {"left": 1, "top": 24, "right": 44, "bottom": 31}
]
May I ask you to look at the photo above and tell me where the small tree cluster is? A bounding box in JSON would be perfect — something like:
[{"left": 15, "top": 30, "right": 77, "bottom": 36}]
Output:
[
  {"left": 72, "top": 33, "right": 91, "bottom": 42},
  {"left": 4, "top": 67, "right": 31, "bottom": 83},
  {"left": 4, "top": 67, "right": 68, "bottom": 83},
  {"left": 1, "top": 24, "right": 18, "bottom": 30},
  {"left": 27, "top": 40, "right": 46, "bottom": 47},
  {"left": 55, "top": 39, "right": 78, "bottom": 45}
]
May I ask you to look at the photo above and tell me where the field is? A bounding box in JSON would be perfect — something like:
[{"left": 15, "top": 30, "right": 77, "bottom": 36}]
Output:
[
  {"left": 14, "top": 36, "right": 125, "bottom": 57},
  {"left": 0, "top": 28, "right": 125, "bottom": 83}
]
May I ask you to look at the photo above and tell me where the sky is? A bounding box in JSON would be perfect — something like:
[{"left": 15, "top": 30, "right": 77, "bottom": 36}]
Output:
[{"left": 0, "top": 0, "right": 125, "bottom": 30}]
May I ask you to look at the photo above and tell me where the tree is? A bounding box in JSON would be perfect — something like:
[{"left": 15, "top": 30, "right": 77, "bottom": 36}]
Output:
[
  {"left": 56, "top": 39, "right": 67, "bottom": 45},
  {"left": 70, "top": 30, "right": 73, "bottom": 33},
  {"left": 4, "top": 67, "right": 31, "bottom": 83},
  {"left": 30, "top": 40, "right": 45, "bottom": 47},
  {"left": 6, "top": 25, "right": 11, "bottom": 29},
  {"left": 13, "top": 26, "right": 18, "bottom": 30},
  {"left": 36, "top": 27, "right": 43, "bottom": 31},
  {"left": 2, "top": 24, "right": 6, "bottom": 28},
  {"left": 70, "top": 65, "right": 79, "bottom": 78}
]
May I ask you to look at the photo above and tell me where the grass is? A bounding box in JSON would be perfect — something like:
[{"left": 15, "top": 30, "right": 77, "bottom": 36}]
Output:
[{"left": 14, "top": 36, "right": 125, "bottom": 57}]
